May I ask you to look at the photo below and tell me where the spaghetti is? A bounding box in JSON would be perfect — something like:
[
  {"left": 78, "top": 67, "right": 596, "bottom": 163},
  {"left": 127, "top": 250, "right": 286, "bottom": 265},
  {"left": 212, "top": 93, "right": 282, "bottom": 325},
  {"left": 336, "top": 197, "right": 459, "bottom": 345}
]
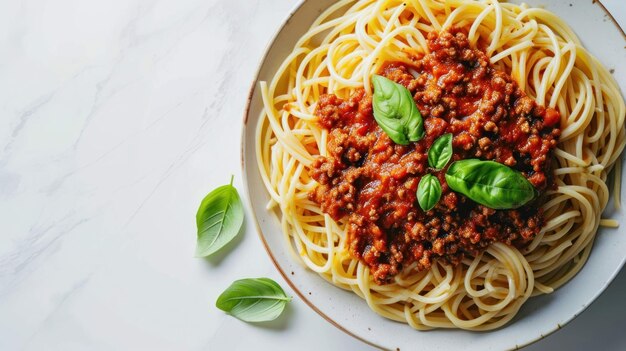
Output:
[{"left": 255, "top": 0, "right": 625, "bottom": 330}]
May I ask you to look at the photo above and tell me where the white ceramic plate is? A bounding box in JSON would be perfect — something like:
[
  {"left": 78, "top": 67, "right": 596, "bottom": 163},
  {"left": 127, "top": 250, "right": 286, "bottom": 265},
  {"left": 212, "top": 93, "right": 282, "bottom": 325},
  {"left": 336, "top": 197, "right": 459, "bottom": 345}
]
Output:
[{"left": 242, "top": 1, "right": 626, "bottom": 350}]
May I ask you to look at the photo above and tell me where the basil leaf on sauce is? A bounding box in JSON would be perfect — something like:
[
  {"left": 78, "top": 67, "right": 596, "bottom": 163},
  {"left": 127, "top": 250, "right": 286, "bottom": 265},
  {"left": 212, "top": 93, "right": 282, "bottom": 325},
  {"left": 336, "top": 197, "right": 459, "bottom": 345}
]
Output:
[
  {"left": 216, "top": 278, "right": 292, "bottom": 322},
  {"left": 445, "top": 159, "right": 537, "bottom": 209},
  {"left": 428, "top": 133, "right": 453, "bottom": 170},
  {"left": 417, "top": 174, "right": 442, "bottom": 212},
  {"left": 372, "top": 74, "right": 424, "bottom": 145},
  {"left": 195, "top": 176, "right": 244, "bottom": 257}
]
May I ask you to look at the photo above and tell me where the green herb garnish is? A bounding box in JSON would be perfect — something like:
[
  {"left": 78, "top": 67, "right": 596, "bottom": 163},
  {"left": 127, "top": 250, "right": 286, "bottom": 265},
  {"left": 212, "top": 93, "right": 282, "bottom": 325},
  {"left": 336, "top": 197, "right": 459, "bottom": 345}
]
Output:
[
  {"left": 428, "top": 133, "right": 453, "bottom": 170},
  {"left": 216, "top": 278, "right": 292, "bottom": 322},
  {"left": 445, "top": 159, "right": 537, "bottom": 209},
  {"left": 417, "top": 174, "right": 442, "bottom": 212},
  {"left": 195, "top": 175, "right": 244, "bottom": 257},
  {"left": 371, "top": 74, "right": 424, "bottom": 145}
]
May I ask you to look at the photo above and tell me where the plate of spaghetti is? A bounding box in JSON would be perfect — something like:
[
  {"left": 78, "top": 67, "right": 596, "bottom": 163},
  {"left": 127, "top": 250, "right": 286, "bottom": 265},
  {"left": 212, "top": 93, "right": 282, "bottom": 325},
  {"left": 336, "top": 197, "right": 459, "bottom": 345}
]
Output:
[{"left": 242, "top": 0, "right": 626, "bottom": 349}]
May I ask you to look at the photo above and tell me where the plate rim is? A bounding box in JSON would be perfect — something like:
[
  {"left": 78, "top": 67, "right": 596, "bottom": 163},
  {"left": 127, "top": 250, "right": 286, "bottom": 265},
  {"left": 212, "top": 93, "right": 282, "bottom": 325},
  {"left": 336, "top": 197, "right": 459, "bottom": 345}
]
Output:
[{"left": 240, "top": 1, "right": 626, "bottom": 350}]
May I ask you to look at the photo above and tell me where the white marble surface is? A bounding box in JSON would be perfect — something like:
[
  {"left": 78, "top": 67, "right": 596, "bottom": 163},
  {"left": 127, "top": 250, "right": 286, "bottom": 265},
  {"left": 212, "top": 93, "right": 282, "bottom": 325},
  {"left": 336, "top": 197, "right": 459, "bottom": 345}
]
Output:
[{"left": 0, "top": 0, "right": 624, "bottom": 350}]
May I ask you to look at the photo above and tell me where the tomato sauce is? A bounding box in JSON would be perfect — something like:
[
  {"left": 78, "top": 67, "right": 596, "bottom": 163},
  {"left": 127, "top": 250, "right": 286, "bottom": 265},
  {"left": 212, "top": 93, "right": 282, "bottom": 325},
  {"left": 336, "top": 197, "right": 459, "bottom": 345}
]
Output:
[{"left": 309, "top": 29, "right": 560, "bottom": 284}]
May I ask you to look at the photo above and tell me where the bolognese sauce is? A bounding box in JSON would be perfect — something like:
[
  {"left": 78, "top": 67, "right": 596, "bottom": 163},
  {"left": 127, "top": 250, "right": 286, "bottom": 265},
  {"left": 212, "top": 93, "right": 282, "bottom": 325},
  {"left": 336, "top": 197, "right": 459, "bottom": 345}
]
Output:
[{"left": 309, "top": 28, "right": 561, "bottom": 284}]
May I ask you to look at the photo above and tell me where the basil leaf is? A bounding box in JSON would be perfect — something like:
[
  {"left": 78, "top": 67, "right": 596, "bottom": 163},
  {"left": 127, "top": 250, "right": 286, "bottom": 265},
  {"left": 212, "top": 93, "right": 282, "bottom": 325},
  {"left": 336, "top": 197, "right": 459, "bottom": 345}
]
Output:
[
  {"left": 216, "top": 278, "right": 292, "bottom": 322},
  {"left": 372, "top": 75, "right": 424, "bottom": 145},
  {"left": 417, "top": 174, "right": 442, "bottom": 212},
  {"left": 195, "top": 176, "right": 244, "bottom": 257},
  {"left": 428, "top": 133, "right": 453, "bottom": 170},
  {"left": 445, "top": 159, "right": 537, "bottom": 209}
]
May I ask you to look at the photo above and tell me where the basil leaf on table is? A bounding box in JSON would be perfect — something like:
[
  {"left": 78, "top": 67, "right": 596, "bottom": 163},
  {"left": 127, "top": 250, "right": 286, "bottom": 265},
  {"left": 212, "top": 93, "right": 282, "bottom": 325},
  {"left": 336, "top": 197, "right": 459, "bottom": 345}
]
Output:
[
  {"left": 216, "top": 278, "right": 292, "bottom": 322},
  {"left": 195, "top": 176, "right": 244, "bottom": 257},
  {"left": 372, "top": 74, "right": 424, "bottom": 145},
  {"left": 445, "top": 159, "right": 537, "bottom": 209},
  {"left": 428, "top": 133, "right": 453, "bottom": 170},
  {"left": 417, "top": 174, "right": 442, "bottom": 212}
]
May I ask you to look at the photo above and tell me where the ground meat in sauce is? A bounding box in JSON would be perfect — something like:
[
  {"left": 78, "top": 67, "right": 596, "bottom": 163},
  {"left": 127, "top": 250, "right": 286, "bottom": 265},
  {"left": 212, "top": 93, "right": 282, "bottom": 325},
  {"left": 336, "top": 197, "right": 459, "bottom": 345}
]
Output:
[{"left": 309, "top": 28, "right": 561, "bottom": 284}]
